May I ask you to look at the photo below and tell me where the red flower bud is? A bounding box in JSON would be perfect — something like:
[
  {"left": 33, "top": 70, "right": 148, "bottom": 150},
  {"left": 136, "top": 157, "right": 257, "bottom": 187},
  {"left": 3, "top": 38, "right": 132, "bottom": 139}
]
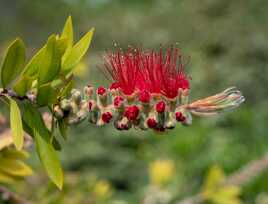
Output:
[
  {"left": 110, "top": 82, "right": 120, "bottom": 90},
  {"left": 175, "top": 111, "right": 186, "bottom": 122},
  {"left": 88, "top": 101, "right": 93, "bottom": 111},
  {"left": 156, "top": 101, "right": 166, "bottom": 113},
  {"left": 124, "top": 105, "right": 140, "bottom": 121},
  {"left": 101, "top": 112, "right": 113, "bottom": 123},
  {"left": 139, "top": 90, "right": 151, "bottom": 103},
  {"left": 97, "top": 86, "right": 106, "bottom": 95},
  {"left": 113, "top": 96, "right": 124, "bottom": 108},
  {"left": 147, "top": 118, "right": 157, "bottom": 128}
]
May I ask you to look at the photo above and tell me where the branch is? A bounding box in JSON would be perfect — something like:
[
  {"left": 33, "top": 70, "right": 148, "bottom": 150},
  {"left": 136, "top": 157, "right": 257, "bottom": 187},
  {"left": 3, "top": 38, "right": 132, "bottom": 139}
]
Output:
[{"left": 176, "top": 153, "right": 268, "bottom": 204}]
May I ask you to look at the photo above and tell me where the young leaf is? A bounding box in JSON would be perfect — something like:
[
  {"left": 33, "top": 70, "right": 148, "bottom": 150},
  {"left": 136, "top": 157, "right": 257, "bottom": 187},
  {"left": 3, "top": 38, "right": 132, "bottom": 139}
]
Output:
[
  {"left": 0, "top": 158, "right": 32, "bottom": 176},
  {"left": 62, "top": 28, "right": 94, "bottom": 74},
  {"left": 0, "top": 171, "right": 16, "bottom": 183},
  {"left": 9, "top": 98, "right": 24, "bottom": 150},
  {"left": 13, "top": 75, "right": 34, "bottom": 97},
  {"left": 58, "top": 119, "right": 68, "bottom": 140},
  {"left": 37, "top": 83, "right": 57, "bottom": 106},
  {"left": 58, "top": 79, "right": 74, "bottom": 99},
  {"left": 21, "top": 102, "right": 63, "bottom": 189},
  {"left": 2, "top": 148, "right": 29, "bottom": 160},
  {"left": 1, "top": 38, "right": 25, "bottom": 88},
  {"left": 61, "top": 16, "right": 73, "bottom": 52},
  {"left": 38, "top": 35, "right": 65, "bottom": 85},
  {"left": 23, "top": 45, "right": 46, "bottom": 77}
]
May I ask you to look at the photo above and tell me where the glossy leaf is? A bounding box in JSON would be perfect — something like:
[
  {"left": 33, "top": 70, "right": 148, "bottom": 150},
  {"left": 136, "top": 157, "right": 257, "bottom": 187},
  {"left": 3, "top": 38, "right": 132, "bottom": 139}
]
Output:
[
  {"left": 38, "top": 35, "right": 66, "bottom": 85},
  {"left": 37, "top": 83, "right": 57, "bottom": 106},
  {"left": 0, "top": 171, "right": 16, "bottom": 183},
  {"left": 58, "top": 119, "right": 68, "bottom": 140},
  {"left": 21, "top": 102, "right": 63, "bottom": 189},
  {"left": 61, "top": 16, "right": 73, "bottom": 57},
  {"left": 2, "top": 148, "right": 29, "bottom": 160},
  {"left": 58, "top": 79, "right": 74, "bottom": 99},
  {"left": 13, "top": 75, "right": 34, "bottom": 97},
  {"left": 9, "top": 98, "right": 24, "bottom": 150},
  {"left": 0, "top": 158, "right": 32, "bottom": 176},
  {"left": 1, "top": 38, "right": 25, "bottom": 88},
  {"left": 62, "top": 28, "right": 94, "bottom": 74},
  {"left": 23, "top": 45, "right": 46, "bottom": 77}
]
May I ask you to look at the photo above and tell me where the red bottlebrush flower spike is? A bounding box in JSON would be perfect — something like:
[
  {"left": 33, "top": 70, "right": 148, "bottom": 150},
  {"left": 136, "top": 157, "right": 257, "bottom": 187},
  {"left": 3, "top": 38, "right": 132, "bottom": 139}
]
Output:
[{"left": 54, "top": 46, "right": 244, "bottom": 131}]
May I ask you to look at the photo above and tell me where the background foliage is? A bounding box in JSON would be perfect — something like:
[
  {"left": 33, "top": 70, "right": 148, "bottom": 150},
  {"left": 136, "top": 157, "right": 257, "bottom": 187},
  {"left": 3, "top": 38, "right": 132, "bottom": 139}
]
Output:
[{"left": 0, "top": 0, "right": 268, "bottom": 203}]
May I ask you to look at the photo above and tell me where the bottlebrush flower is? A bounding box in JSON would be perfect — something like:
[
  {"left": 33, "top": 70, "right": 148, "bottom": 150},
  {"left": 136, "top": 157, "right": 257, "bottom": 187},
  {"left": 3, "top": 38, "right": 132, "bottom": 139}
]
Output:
[
  {"left": 56, "top": 46, "right": 245, "bottom": 132},
  {"left": 103, "top": 46, "right": 190, "bottom": 99}
]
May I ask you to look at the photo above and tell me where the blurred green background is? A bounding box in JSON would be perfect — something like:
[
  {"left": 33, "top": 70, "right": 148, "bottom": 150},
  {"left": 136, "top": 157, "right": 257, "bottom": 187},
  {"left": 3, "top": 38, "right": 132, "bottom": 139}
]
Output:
[{"left": 0, "top": 0, "right": 268, "bottom": 203}]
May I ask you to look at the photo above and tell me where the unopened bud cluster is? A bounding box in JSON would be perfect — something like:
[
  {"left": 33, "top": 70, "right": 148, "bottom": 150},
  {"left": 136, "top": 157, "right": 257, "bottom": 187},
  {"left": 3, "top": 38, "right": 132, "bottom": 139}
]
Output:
[
  {"left": 85, "top": 86, "right": 192, "bottom": 131},
  {"left": 53, "top": 89, "right": 88, "bottom": 124},
  {"left": 53, "top": 86, "right": 244, "bottom": 132}
]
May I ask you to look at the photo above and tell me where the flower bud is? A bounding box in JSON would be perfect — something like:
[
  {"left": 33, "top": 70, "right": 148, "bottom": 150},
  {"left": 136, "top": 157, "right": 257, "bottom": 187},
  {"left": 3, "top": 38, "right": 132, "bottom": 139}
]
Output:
[
  {"left": 60, "top": 99, "right": 71, "bottom": 111},
  {"left": 53, "top": 105, "right": 64, "bottom": 119},
  {"left": 71, "top": 89, "right": 82, "bottom": 104},
  {"left": 101, "top": 112, "right": 113, "bottom": 123},
  {"left": 156, "top": 101, "right": 166, "bottom": 113},
  {"left": 124, "top": 105, "right": 140, "bottom": 121}
]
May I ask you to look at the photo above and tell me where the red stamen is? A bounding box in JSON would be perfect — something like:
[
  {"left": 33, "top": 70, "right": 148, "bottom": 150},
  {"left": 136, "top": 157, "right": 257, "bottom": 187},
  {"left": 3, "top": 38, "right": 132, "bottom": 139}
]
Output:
[{"left": 139, "top": 90, "right": 151, "bottom": 103}]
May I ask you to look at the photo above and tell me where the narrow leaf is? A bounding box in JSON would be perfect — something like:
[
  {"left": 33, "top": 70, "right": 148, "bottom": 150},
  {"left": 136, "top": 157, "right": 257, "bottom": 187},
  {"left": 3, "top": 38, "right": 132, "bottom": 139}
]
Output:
[
  {"left": 1, "top": 38, "right": 25, "bottom": 88},
  {"left": 58, "top": 119, "right": 68, "bottom": 140},
  {"left": 61, "top": 16, "right": 73, "bottom": 51},
  {"left": 9, "top": 98, "right": 24, "bottom": 150},
  {"left": 38, "top": 35, "right": 63, "bottom": 85},
  {"left": 13, "top": 75, "right": 34, "bottom": 97},
  {"left": 0, "top": 171, "right": 16, "bottom": 183},
  {"left": 23, "top": 45, "right": 46, "bottom": 77},
  {"left": 37, "top": 83, "right": 57, "bottom": 106},
  {"left": 62, "top": 28, "right": 94, "bottom": 74},
  {"left": 0, "top": 158, "right": 32, "bottom": 176},
  {"left": 21, "top": 102, "right": 63, "bottom": 189},
  {"left": 2, "top": 148, "right": 29, "bottom": 160}
]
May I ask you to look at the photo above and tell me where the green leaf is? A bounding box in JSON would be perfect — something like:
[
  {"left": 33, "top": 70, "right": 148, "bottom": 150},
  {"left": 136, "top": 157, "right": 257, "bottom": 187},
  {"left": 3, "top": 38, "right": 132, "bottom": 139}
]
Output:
[
  {"left": 2, "top": 148, "right": 29, "bottom": 160},
  {"left": 58, "top": 119, "right": 68, "bottom": 140},
  {"left": 0, "top": 171, "right": 16, "bottom": 183},
  {"left": 37, "top": 83, "right": 57, "bottom": 106},
  {"left": 38, "top": 35, "right": 66, "bottom": 85},
  {"left": 58, "top": 79, "right": 74, "bottom": 99},
  {"left": 9, "top": 98, "right": 24, "bottom": 150},
  {"left": 1, "top": 38, "right": 25, "bottom": 88},
  {"left": 13, "top": 75, "right": 34, "bottom": 97},
  {"left": 23, "top": 45, "right": 46, "bottom": 77},
  {"left": 21, "top": 102, "right": 63, "bottom": 189},
  {"left": 61, "top": 16, "right": 73, "bottom": 53},
  {"left": 0, "top": 158, "right": 32, "bottom": 176},
  {"left": 62, "top": 28, "right": 94, "bottom": 74}
]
